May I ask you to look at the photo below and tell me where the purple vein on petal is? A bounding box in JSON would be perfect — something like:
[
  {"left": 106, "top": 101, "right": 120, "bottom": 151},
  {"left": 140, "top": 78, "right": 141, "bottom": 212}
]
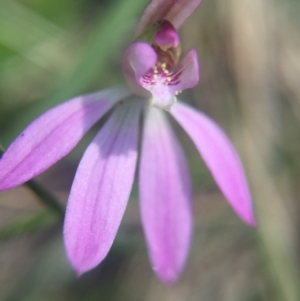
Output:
[
  {"left": 123, "top": 42, "right": 157, "bottom": 97},
  {"left": 0, "top": 87, "right": 130, "bottom": 191},
  {"left": 139, "top": 107, "right": 193, "bottom": 283},
  {"left": 145, "top": 49, "right": 199, "bottom": 109},
  {"left": 64, "top": 99, "right": 141, "bottom": 275},
  {"left": 171, "top": 101, "right": 256, "bottom": 226}
]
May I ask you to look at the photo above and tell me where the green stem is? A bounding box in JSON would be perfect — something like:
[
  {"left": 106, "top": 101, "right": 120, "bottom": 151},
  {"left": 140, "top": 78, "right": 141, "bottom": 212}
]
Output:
[
  {"left": 0, "top": 211, "right": 57, "bottom": 241},
  {"left": 25, "top": 180, "right": 65, "bottom": 216}
]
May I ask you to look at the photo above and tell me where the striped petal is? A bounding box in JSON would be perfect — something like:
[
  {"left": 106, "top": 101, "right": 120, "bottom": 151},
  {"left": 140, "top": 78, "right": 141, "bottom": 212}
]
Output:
[
  {"left": 123, "top": 42, "right": 157, "bottom": 97},
  {"left": 64, "top": 100, "right": 141, "bottom": 275},
  {"left": 0, "top": 87, "right": 130, "bottom": 190},
  {"left": 148, "top": 49, "right": 199, "bottom": 109},
  {"left": 171, "top": 102, "right": 255, "bottom": 226},
  {"left": 139, "top": 107, "right": 193, "bottom": 283},
  {"left": 135, "top": 0, "right": 203, "bottom": 37}
]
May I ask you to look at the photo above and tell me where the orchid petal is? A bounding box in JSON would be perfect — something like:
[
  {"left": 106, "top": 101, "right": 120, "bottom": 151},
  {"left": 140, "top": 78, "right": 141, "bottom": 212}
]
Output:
[
  {"left": 149, "top": 49, "right": 199, "bottom": 109},
  {"left": 64, "top": 100, "right": 140, "bottom": 275},
  {"left": 123, "top": 42, "right": 157, "bottom": 97},
  {"left": 0, "top": 87, "right": 130, "bottom": 191},
  {"left": 135, "top": 0, "right": 203, "bottom": 37},
  {"left": 139, "top": 107, "right": 193, "bottom": 283},
  {"left": 171, "top": 102, "right": 255, "bottom": 226}
]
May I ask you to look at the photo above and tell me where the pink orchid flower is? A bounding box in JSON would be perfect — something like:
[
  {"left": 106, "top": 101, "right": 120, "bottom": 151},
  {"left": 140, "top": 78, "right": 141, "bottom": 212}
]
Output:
[{"left": 0, "top": 0, "right": 255, "bottom": 283}]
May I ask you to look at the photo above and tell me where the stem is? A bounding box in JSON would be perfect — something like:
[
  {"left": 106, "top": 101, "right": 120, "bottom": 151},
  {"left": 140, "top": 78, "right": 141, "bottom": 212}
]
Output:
[
  {"left": 0, "top": 211, "right": 57, "bottom": 241},
  {"left": 25, "top": 180, "right": 65, "bottom": 216}
]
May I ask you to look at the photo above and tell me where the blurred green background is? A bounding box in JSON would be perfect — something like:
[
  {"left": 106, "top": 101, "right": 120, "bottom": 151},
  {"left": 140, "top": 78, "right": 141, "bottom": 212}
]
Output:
[{"left": 0, "top": 0, "right": 300, "bottom": 300}]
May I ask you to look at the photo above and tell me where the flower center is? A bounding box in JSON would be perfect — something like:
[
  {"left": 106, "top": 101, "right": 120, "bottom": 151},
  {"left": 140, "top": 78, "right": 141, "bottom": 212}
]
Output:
[
  {"left": 123, "top": 20, "right": 199, "bottom": 111},
  {"left": 142, "top": 61, "right": 182, "bottom": 93},
  {"left": 136, "top": 20, "right": 183, "bottom": 110},
  {"left": 136, "top": 19, "right": 181, "bottom": 67}
]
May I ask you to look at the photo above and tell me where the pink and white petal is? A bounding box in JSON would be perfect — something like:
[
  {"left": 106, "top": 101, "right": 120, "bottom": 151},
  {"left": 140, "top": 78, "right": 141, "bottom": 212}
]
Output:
[
  {"left": 149, "top": 50, "right": 199, "bottom": 109},
  {"left": 135, "top": 0, "right": 203, "bottom": 37},
  {"left": 139, "top": 107, "right": 193, "bottom": 283},
  {"left": 123, "top": 42, "right": 157, "bottom": 97},
  {"left": 171, "top": 102, "right": 256, "bottom": 226},
  {"left": 64, "top": 100, "right": 141, "bottom": 275},
  {"left": 0, "top": 87, "right": 129, "bottom": 191}
]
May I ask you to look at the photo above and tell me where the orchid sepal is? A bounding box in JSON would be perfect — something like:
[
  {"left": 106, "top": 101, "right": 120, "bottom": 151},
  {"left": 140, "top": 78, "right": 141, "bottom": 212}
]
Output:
[
  {"left": 0, "top": 87, "right": 130, "bottom": 191},
  {"left": 64, "top": 99, "right": 141, "bottom": 275},
  {"left": 171, "top": 101, "right": 256, "bottom": 226}
]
